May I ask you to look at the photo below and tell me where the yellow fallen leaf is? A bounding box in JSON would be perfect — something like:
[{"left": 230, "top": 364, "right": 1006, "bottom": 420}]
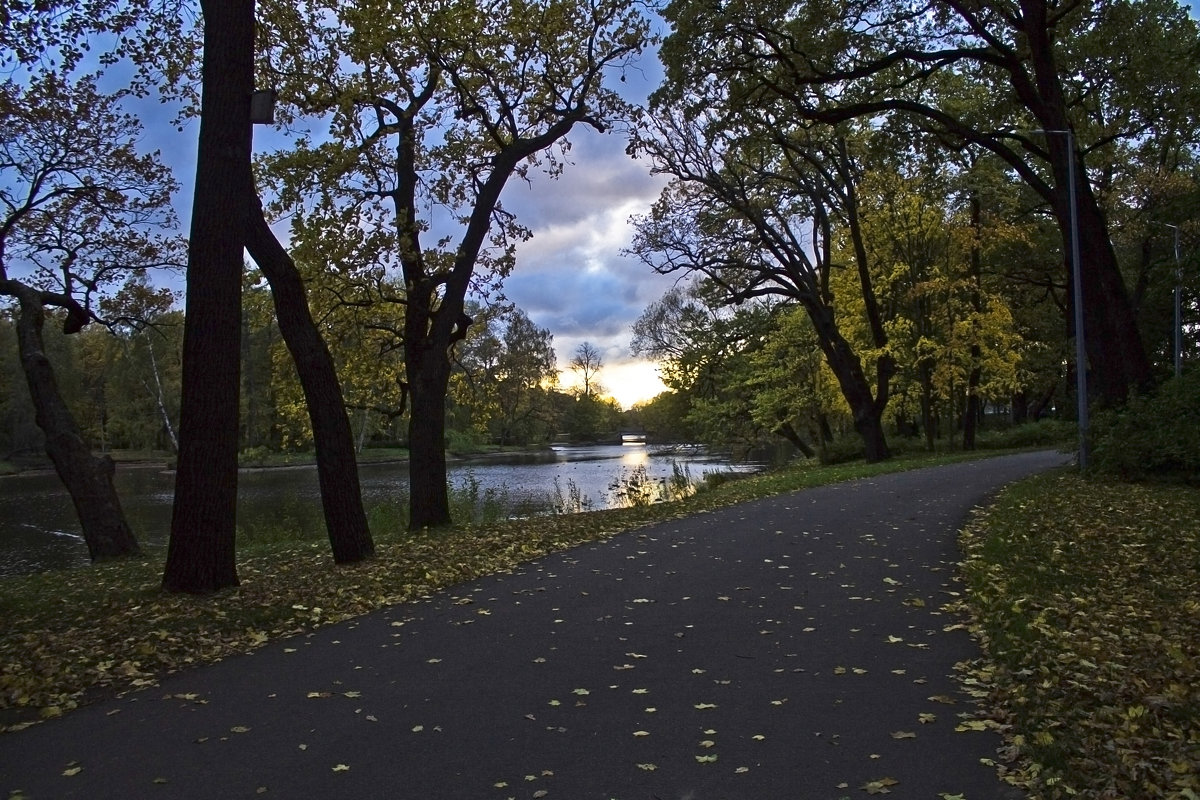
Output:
[
  {"left": 891, "top": 731, "right": 917, "bottom": 739},
  {"left": 862, "top": 776, "right": 899, "bottom": 794},
  {"left": 332, "top": 764, "right": 350, "bottom": 772}
]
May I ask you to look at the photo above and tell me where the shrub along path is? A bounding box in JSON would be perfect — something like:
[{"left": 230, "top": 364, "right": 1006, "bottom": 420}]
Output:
[{"left": 0, "top": 450, "right": 1067, "bottom": 800}]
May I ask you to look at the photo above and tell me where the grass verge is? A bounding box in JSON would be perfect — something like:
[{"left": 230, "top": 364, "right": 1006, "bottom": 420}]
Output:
[
  {"left": 2, "top": 448, "right": 1030, "bottom": 732},
  {"left": 958, "top": 471, "right": 1200, "bottom": 799}
]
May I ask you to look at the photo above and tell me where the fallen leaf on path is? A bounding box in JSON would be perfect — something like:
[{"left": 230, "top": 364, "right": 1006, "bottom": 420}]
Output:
[{"left": 862, "top": 777, "right": 899, "bottom": 794}]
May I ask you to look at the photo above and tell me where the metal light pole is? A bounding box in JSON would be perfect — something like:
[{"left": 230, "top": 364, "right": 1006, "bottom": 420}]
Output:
[
  {"left": 1166, "top": 223, "right": 1183, "bottom": 378},
  {"left": 1038, "top": 128, "right": 1089, "bottom": 469}
]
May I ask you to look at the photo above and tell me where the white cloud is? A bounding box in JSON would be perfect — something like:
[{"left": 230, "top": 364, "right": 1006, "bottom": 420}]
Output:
[{"left": 500, "top": 129, "right": 677, "bottom": 383}]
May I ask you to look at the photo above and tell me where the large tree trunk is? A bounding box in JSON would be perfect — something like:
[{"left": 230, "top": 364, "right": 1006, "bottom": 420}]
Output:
[
  {"left": 1062, "top": 172, "right": 1153, "bottom": 406},
  {"left": 163, "top": 0, "right": 254, "bottom": 594},
  {"left": 406, "top": 351, "right": 452, "bottom": 529},
  {"left": 1019, "top": 11, "right": 1154, "bottom": 406},
  {"left": 808, "top": 304, "right": 892, "bottom": 462},
  {"left": 246, "top": 199, "right": 374, "bottom": 563},
  {"left": 15, "top": 294, "right": 140, "bottom": 560}
]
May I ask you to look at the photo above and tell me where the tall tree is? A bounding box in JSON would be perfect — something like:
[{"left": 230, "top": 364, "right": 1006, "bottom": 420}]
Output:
[
  {"left": 245, "top": 200, "right": 375, "bottom": 563},
  {"left": 493, "top": 310, "right": 558, "bottom": 445},
  {"left": 1, "top": 72, "right": 178, "bottom": 560},
  {"left": 657, "top": 0, "right": 1200, "bottom": 406},
  {"left": 258, "top": 0, "right": 649, "bottom": 528},
  {"left": 631, "top": 115, "right": 896, "bottom": 461},
  {"left": 163, "top": 0, "right": 255, "bottom": 594},
  {"left": 569, "top": 342, "right": 604, "bottom": 398}
]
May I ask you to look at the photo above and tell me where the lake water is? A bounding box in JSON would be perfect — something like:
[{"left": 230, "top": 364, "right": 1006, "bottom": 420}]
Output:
[{"left": 0, "top": 444, "right": 761, "bottom": 577}]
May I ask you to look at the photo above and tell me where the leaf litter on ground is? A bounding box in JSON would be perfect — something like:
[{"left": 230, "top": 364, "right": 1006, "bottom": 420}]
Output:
[{"left": 957, "top": 471, "right": 1200, "bottom": 799}]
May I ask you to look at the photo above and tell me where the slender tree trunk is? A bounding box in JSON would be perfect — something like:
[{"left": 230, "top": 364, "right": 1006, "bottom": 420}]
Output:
[
  {"left": 963, "top": 350, "right": 982, "bottom": 451},
  {"left": 144, "top": 339, "right": 179, "bottom": 451},
  {"left": 14, "top": 294, "right": 140, "bottom": 560},
  {"left": 774, "top": 420, "right": 816, "bottom": 458},
  {"left": 163, "top": 0, "right": 254, "bottom": 594},
  {"left": 963, "top": 194, "right": 984, "bottom": 451},
  {"left": 246, "top": 199, "right": 375, "bottom": 563},
  {"left": 919, "top": 359, "right": 936, "bottom": 451}
]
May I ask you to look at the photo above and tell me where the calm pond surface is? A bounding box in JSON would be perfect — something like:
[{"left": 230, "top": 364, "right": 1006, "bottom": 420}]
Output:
[{"left": 0, "top": 444, "right": 761, "bottom": 577}]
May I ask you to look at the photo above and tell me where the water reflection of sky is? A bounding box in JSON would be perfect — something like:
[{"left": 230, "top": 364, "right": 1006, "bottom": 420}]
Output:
[{"left": 0, "top": 444, "right": 761, "bottom": 577}]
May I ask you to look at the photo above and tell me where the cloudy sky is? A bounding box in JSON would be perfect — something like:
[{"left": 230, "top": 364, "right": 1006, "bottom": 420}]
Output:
[
  {"left": 498, "top": 128, "right": 675, "bottom": 408},
  {"left": 139, "top": 45, "right": 674, "bottom": 409}
]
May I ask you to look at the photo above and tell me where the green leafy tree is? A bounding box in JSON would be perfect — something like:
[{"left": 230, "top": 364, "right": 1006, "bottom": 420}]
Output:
[
  {"left": 630, "top": 116, "right": 896, "bottom": 460},
  {"left": 633, "top": 284, "right": 786, "bottom": 451},
  {"left": 258, "top": 0, "right": 649, "bottom": 528},
  {"left": 491, "top": 309, "right": 558, "bottom": 445},
  {"left": 1, "top": 71, "right": 180, "bottom": 561},
  {"left": 100, "top": 277, "right": 183, "bottom": 452},
  {"left": 657, "top": 0, "right": 1200, "bottom": 406}
]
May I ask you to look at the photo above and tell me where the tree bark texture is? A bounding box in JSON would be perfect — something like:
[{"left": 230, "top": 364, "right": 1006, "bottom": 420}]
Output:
[
  {"left": 246, "top": 200, "right": 374, "bottom": 563},
  {"left": 15, "top": 294, "right": 140, "bottom": 560},
  {"left": 1018, "top": 6, "right": 1153, "bottom": 404},
  {"left": 163, "top": 0, "right": 255, "bottom": 594},
  {"left": 406, "top": 349, "right": 452, "bottom": 529},
  {"left": 1064, "top": 182, "right": 1154, "bottom": 406},
  {"left": 807, "top": 303, "right": 892, "bottom": 462}
]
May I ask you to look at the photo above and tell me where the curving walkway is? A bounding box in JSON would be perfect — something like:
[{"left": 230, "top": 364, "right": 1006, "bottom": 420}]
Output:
[{"left": 0, "top": 450, "right": 1069, "bottom": 799}]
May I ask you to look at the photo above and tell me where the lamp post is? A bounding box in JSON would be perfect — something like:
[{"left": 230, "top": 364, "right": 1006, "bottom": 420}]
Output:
[
  {"left": 1037, "top": 128, "right": 1089, "bottom": 469},
  {"left": 1165, "top": 223, "right": 1182, "bottom": 378}
]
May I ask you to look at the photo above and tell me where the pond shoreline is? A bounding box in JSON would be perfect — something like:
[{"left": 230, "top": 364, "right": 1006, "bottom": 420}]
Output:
[
  {"left": 0, "top": 443, "right": 757, "bottom": 577},
  {"left": 3, "top": 441, "right": 707, "bottom": 477}
]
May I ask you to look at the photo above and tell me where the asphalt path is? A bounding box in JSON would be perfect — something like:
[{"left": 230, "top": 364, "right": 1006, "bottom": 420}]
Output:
[{"left": 1, "top": 450, "right": 1069, "bottom": 800}]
